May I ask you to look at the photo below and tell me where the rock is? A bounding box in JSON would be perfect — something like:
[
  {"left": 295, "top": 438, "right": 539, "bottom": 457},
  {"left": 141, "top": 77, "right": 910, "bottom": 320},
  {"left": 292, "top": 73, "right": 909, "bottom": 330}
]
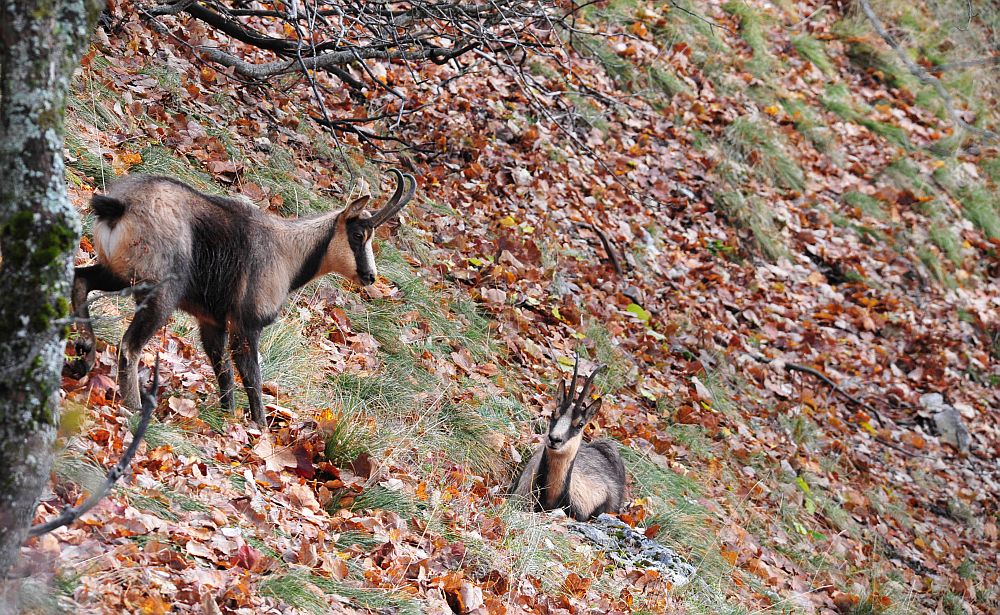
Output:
[
  {"left": 920, "top": 393, "right": 971, "bottom": 454},
  {"left": 570, "top": 514, "right": 696, "bottom": 586}
]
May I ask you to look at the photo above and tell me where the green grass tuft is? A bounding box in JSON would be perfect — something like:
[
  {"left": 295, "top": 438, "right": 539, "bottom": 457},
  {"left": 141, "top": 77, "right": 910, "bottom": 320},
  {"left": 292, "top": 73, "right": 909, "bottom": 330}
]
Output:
[
  {"left": 259, "top": 574, "right": 329, "bottom": 615},
  {"left": 780, "top": 99, "right": 833, "bottom": 152},
  {"left": 843, "top": 191, "right": 887, "bottom": 219},
  {"left": 792, "top": 34, "right": 834, "bottom": 74},
  {"left": 957, "top": 185, "right": 1000, "bottom": 238},
  {"left": 129, "top": 146, "right": 218, "bottom": 192},
  {"left": 350, "top": 485, "right": 418, "bottom": 517},
  {"left": 723, "top": 1, "right": 770, "bottom": 59},
  {"left": 715, "top": 190, "right": 786, "bottom": 260},
  {"left": 723, "top": 117, "right": 805, "bottom": 191},
  {"left": 258, "top": 315, "right": 323, "bottom": 398}
]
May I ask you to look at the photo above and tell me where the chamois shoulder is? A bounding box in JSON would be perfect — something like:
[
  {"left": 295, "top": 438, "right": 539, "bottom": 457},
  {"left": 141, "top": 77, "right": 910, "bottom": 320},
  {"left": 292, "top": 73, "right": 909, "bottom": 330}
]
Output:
[{"left": 104, "top": 175, "right": 264, "bottom": 222}]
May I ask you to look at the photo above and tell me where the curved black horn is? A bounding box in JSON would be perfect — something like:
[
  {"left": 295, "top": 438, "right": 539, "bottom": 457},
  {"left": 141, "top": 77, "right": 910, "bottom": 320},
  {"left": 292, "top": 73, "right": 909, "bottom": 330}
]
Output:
[
  {"left": 370, "top": 169, "right": 416, "bottom": 226},
  {"left": 575, "top": 364, "right": 607, "bottom": 410},
  {"left": 562, "top": 354, "right": 580, "bottom": 410}
]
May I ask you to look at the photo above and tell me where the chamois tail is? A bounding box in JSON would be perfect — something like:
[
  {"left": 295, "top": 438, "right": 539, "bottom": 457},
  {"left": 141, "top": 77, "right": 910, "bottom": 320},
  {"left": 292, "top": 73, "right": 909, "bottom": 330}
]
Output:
[{"left": 90, "top": 194, "right": 127, "bottom": 222}]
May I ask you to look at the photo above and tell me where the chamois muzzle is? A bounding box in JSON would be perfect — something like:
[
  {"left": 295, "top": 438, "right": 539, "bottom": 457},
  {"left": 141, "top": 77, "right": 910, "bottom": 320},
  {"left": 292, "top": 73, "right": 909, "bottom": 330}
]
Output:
[{"left": 369, "top": 169, "right": 417, "bottom": 227}]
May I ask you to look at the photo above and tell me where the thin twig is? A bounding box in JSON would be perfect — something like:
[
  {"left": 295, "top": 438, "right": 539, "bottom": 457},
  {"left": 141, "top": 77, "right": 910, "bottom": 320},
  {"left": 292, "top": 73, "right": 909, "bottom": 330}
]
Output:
[
  {"left": 27, "top": 356, "right": 160, "bottom": 537},
  {"left": 857, "top": 0, "right": 998, "bottom": 142}
]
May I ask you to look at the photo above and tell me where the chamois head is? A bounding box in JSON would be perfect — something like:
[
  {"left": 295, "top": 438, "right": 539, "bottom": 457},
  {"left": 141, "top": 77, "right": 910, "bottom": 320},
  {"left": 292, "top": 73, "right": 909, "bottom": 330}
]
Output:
[
  {"left": 329, "top": 169, "right": 416, "bottom": 286},
  {"left": 547, "top": 358, "right": 608, "bottom": 452}
]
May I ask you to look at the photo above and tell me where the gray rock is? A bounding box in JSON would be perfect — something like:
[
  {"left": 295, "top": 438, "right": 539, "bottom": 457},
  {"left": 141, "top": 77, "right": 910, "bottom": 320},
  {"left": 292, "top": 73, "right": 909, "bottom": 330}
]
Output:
[
  {"left": 570, "top": 514, "right": 696, "bottom": 586},
  {"left": 920, "top": 393, "right": 971, "bottom": 453}
]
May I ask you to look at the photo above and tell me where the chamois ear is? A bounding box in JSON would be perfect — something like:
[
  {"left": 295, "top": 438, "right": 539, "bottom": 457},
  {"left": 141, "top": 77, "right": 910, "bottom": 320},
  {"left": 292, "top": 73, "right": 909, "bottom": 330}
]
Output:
[
  {"left": 343, "top": 195, "right": 370, "bottom": 218},
  {"left": 555, "top": 378, "right": 568, "bottom": 412},
  {"left": 581, "top": 396, "right": 603, "bottom": 423}
]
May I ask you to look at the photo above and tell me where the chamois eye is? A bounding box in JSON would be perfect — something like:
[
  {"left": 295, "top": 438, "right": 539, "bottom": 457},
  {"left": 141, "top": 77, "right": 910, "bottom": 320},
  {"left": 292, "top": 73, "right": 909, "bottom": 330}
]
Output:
[{"left": 352, "top": 231, "right": 364, "bottom": 242}]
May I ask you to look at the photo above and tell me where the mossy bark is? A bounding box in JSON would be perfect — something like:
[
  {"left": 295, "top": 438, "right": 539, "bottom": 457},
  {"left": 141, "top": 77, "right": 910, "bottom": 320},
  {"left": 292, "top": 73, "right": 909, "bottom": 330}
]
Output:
[{"left": 0, "top": 0, "right": 101, "bottom": 582}]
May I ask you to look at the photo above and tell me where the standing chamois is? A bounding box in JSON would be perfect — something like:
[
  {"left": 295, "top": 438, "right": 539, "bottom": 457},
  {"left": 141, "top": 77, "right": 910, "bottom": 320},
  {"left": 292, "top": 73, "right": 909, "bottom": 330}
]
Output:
[
  {"left": 510, "top": 359, "right": 627, "bottom": 520},
  {"left": 69, "top": 170, "right": 415, "bottom": 425}
]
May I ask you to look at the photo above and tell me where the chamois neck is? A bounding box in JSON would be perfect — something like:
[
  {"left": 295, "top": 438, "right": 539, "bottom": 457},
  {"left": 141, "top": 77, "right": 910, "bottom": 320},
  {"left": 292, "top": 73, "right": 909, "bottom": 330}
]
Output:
[
  {"left": 283, "top": 211, "right": 342, "bottom": 290},
  {"left": 537, "top": 436, "right": 582, "bottom": 510}
]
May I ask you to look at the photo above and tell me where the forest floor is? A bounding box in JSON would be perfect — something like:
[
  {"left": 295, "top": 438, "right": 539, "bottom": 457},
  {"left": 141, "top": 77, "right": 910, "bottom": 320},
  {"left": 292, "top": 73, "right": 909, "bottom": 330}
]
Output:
[{"left": 15, "top": 0, "right": 1000, "bottom": 614}]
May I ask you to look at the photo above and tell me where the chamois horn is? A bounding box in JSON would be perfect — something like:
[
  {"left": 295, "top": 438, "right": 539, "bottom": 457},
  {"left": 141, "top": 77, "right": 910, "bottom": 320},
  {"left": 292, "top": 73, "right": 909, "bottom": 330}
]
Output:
[{"left": 370, "top": 168, "right": 416, "bottom": 227}]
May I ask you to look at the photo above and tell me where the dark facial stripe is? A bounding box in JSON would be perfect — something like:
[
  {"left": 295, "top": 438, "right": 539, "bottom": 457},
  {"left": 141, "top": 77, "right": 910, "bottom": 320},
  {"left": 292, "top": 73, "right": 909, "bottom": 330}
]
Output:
[
  {"left": 346, "top": 218, "right": 374, "bottom": 280},
  {"left": 291, "top": 222, "right": 339, "bottom": 290}
]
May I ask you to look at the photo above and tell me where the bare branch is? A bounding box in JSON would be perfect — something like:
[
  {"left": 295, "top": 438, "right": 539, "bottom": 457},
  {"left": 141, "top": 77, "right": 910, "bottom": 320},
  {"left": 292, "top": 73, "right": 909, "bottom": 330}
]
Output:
[
  {"left": 857, "top": 0, "right": 998, "bottom": 142},
  {"left": 27, "top": 357, "right": 160, "bottom": 538},
  {"left": 931, "top": 56, "right": 1000, "bottom": 72}
]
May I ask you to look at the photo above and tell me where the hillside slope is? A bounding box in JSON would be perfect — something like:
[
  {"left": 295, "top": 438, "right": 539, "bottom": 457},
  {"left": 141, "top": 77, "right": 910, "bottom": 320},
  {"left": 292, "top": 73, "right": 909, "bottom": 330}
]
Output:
[{"left": 18, "top": 0, "right": 1000, "bottom": 614}]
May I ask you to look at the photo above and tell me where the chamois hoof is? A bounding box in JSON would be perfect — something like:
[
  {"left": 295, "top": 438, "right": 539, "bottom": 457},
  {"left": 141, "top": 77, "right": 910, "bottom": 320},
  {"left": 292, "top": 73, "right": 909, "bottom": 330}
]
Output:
[{"left": 63, "top": 357, "right": 92, "bottom": 380}]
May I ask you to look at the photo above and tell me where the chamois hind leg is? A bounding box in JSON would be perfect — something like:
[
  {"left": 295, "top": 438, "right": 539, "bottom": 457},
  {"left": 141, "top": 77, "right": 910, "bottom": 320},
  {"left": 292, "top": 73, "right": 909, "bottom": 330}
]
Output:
[
  {"left": 199, "top": 322, "right": 235, "bottom": 413},
  {"left": 68, "top": 265, "right": 128, "bottom": 378},
  {"left": 231, "top": 327, "right": 265, "bottom": 426},
  {"left": 118, "top": 287, "right": 177, "bottom": 409}
]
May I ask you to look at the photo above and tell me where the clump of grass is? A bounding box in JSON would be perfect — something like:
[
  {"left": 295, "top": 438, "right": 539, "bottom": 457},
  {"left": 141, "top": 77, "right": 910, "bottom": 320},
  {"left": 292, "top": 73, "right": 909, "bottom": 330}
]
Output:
[
  {"left": 843, "top": 191, "right": 887, "bottom": 219},
  {"left": 335, "top": 530, "right": 384, "bottom": 550},
  {"left": 371, "top": 244, "right": 493, "bottom": 359},
  {"left": 792, "top": 34, "right": 833, "bottom": 74},
  {"left": 245, "top": 150, "right": 332, "bottom": 216},
  {"left": 715, "top": 190, "right": 786, "bottom": 260},
  {"left": 957, "top": 185, "right": 1000, "bottom": 238},
  {"left": 928, "top": 219, "right": 963, "bottom": 265},
  {"left": 882, "top": 157, "right": 933, "bottom": 195},
  {"left": 259, "top": 574, "right": 329, "bottom": 615},
  {"left": 134, "top": 415, "right": 203, "bottom": 458},
  {"left": 917, "top": 246, "right": 953, "bottom": 286},
  {"left": 723, "top": 1, "right": 770, "bottom": 59},
  {"left": 981, "top": 156, "right": 1000, "bottom": 185},
  {"left": 566, "top": 91, "right": 611, "bottom": 134},
  {"left": 308, "top": 575, "right": 421, "bottom": 615},
  {"left": 323, "top": 411, "right": 373, "bottom": 466},
  {"left": 723, "top": 117, "right": 805, "bottom": 191},
  {"left": 618, "top": 446, "right": 717, "bottom": 568},
  {"left": 582, "top": 322, "right": 631, "bottom": 393},
  {"left": 437, "top": 402, "right": 509, "bottom": 476},
  {"left": 65, "top": 132, "right": 113, "bottom": 184},
  {"left": 646, "top": 66, "right": 689, "bottom": 99},
  {"left": 844, "top": 39, "right": 913, "bottom": 90},
  {"left": 258, "top": 315, "right": 322, "bottom": 397},
  {"left": 53, "top": 452, "right": 108, "bottom": 496},
  {"left": 574, "top": 34, "right": 636, "bottom": 87},
  {"left": 821, "top": 83, "right": 860, "bottom": 121},
  {"left": 820, "top": 85, "right": 910, "bottom": 148},
  {"left": 130, "top": 146, "right": 217, "bottom": 192},
  {"left": 350, "top": 485, "right": 418, "bottom": 517},
  {"left": 780, "top": 98, "right": 833, "bottom": 152}
]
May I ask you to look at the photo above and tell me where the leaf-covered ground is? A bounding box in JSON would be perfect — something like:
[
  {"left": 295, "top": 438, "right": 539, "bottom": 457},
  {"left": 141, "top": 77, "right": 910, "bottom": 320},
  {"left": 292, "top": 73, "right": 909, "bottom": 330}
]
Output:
[{"left": 18, "top": 0, "right": 1000, "bottom": 613}]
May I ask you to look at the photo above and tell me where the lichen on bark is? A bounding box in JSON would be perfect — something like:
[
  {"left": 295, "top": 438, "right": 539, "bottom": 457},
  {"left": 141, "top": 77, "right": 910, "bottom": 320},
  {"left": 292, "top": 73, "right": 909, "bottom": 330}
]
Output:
[{"left": 0, "top": 0, "right": 102, "bottom": 584}]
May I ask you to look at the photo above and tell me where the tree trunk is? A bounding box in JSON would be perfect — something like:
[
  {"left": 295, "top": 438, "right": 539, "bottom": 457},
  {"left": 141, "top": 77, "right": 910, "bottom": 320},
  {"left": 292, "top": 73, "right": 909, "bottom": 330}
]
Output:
[{"left": 0, "top": 0, "right": 101, "bottom": 585}]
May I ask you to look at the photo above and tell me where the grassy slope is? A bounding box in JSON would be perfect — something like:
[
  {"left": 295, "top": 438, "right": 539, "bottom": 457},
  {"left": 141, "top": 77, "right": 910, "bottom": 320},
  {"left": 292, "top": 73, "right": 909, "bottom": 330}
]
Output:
[{"left": 22, "top": 0, "right": 1000, "bottom": 614}]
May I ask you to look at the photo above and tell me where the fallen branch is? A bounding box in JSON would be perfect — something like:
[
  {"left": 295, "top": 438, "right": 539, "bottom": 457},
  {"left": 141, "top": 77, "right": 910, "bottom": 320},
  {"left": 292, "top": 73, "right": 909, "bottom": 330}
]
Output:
[
  {"left": 747, "top": 353, "right": 884, "bottom": 425},
  {"left": 857, "top": 0, "right": 998, "bottom": 142},
  {"left": 930, "top": 56, "right": 1000, "bottom": 72},
  {"left": 27, "top": 356, "right": 160, "bottom": 538},
  {"left": 578, "top": 222, "right": 624, "bottom": 277}
]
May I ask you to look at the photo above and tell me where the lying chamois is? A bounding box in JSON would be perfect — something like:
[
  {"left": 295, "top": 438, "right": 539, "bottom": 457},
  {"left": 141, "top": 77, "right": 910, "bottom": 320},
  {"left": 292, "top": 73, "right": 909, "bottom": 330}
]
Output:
[
  {"left": 510, "top": 360, "right": 626, "bottom": 520},
  {"left": 69, "top": 170, "right": 415, "bottom": 425}
]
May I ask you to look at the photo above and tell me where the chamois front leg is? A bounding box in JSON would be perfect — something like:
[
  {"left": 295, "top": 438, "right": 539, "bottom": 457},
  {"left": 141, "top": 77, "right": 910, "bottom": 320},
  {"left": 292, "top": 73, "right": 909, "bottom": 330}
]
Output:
[
  {"left": 118, "top": 289, "right": 176, "bottom": 409},
  {"left": 68, "top": 265, "right": 127, "bottom": 378},
  {"left": 231, "top": 327, "right": 265, "bottom": 426},
  {"left": 199, "top": 322, "right": 235, "bottom": 413}
]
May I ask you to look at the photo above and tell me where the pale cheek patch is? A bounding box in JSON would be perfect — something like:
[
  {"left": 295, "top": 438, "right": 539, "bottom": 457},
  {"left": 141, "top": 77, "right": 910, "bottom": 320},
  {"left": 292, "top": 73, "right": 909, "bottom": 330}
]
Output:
[
  {"left": 364, "top": 237, "right": 376, "bottom": 279},
  {"left": 550, "top": 414, "right": 572, "bottom": 442}
]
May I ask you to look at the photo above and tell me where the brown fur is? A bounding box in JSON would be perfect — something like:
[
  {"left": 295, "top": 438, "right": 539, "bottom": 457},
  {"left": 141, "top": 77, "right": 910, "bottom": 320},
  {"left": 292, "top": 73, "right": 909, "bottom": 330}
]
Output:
[
  {"left": 70, "top": 172, "right": 415, "bottom": 426},
  {"left": 509, "top": 363, "right": 627, "bottom": 521}
]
